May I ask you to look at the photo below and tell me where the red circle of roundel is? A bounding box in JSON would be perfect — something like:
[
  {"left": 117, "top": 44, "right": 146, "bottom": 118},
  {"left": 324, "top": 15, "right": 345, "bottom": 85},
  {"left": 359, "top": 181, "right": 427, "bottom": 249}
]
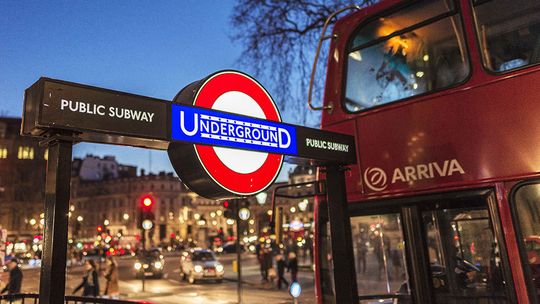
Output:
[{"left": 192, "top": 71, "right": 283, "bottom": 195}]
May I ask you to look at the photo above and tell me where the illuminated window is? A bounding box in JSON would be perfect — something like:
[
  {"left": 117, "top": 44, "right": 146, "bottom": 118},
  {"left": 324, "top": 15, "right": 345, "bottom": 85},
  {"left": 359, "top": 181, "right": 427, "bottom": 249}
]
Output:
[
  {"left": 18, "top": 146, "right": 34, "bottom": 160},
  {"left": 344, "top": 0, "right": 469, "bottom": 112},
  {"left": 0, "top": 147, "right": 7, "bottom": 159}
]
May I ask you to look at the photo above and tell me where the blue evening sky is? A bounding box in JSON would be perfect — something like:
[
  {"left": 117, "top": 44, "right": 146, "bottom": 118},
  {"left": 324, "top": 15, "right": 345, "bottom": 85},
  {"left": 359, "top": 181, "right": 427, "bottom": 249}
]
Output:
[{"left": 0, "top": 1, "right": 295, "bottom": 179}]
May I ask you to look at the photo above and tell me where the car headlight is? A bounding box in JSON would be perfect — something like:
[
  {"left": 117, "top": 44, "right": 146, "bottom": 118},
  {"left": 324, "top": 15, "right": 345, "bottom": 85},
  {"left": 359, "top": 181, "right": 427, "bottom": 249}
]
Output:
[
  {"left": 154, "top": 261, "right": 163, "bottom": 269},
  {"left": 194, "top": 265, "right": 203, "bottom": 273},
  {"left": 215, "top": 264, "right": 224, "bottom": 273},
  {"left": 134, "top": 262, "right": 142, "bottom": 270}
]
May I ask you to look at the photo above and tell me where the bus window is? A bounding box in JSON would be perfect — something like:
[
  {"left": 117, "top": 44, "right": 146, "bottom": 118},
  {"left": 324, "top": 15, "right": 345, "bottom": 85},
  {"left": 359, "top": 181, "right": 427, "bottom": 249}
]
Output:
[
  {"left": 421, "top": 206, "right": 509, "bottom": 303},
  {"left": 351, "top": 213, "right": 411, "bottom": 303},
  {"left": 473, "top": 0, "right": 540, "bottom": 72},
  {"left": 513, "top": 183, "right": 540, "bottom": 302},
  {"left": 345, "top": 0, "right": 469, "bottom": 112}
]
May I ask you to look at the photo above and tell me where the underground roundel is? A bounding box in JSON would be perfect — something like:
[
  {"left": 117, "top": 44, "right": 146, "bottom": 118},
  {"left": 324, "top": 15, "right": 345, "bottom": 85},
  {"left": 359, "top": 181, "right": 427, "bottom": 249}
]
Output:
[{"left": 167, "top": 71, "right": 283, "bottom": 200}]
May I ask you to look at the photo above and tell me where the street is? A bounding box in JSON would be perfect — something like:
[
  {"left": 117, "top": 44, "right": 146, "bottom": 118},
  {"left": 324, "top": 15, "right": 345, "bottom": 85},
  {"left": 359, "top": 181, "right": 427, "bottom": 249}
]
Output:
[{"left": 1, "top": 253, "right": 315, "bottom": 304}]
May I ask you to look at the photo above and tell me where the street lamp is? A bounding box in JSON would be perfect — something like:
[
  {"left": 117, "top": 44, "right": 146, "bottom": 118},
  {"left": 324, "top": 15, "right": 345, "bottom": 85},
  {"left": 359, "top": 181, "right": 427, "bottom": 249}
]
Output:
[
  {"left": 29, "top": 218, "right": 37, "bottom": 226},
  {"left": 238, "top": 208, "right": 250, "bottom": 221},
  {"left": 142, "top": 220, "right": 153, "bottom": 230},
  {"left": 123, "top": 213, "right": 130, "bottom": 220},
  {"left": 77, "top": 216, "right": 83, "bottom": 222},
  {"left": 104, "top": 219, "right": 110, "bottom": 226},
  {"left": 298, "top": 199, "right": 308, "bottom": 212}
]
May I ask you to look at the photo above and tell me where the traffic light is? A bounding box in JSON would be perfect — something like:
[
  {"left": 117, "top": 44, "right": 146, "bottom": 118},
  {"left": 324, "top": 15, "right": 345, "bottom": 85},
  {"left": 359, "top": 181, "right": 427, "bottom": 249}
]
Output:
[
  {"left": 223, "top": 200, "right": 235, "bottom": 219},
  {"left": 141, "top": 194, "right": 155, "bottom": 211},
  {"left": 138, "top": 193, "right": 156, "bottom": 229},
  {"left": 97, "top": 225, "right": 103, "bottom": 233}
]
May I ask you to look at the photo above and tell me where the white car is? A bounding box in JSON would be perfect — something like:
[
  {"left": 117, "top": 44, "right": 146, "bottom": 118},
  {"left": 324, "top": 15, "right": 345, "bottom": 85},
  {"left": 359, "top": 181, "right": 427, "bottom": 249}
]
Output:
[{"left": 180, "top": 249, "right": 224, "bottom": 284}]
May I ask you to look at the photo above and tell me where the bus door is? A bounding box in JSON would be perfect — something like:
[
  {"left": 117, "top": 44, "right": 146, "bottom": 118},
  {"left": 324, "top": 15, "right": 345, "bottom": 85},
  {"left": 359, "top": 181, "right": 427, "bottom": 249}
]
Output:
[
  {"left": 322, "top": 190, "right": 516, "bottom": 303},
  {"left": 416, "top": 195, "right": 513, "bottom": 303}
]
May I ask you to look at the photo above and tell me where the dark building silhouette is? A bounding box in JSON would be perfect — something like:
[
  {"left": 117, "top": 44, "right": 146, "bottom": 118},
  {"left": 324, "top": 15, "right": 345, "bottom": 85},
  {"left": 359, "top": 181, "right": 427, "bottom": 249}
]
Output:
[{"left": 0, "top": 117, "right": 47, "bottom": 241}]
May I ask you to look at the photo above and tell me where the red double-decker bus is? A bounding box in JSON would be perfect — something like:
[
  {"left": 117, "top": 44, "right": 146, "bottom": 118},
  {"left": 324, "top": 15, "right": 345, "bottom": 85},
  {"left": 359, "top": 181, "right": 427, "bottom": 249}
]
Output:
[{"left": 313, "top": 0, "right": 540, "bottom": 303}]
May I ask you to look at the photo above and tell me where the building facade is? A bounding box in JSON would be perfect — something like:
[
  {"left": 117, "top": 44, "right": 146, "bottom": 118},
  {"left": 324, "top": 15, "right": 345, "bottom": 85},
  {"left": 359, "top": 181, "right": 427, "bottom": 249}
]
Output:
[{"left": 0, "top": 117, "right": 47, "bottom": 241}]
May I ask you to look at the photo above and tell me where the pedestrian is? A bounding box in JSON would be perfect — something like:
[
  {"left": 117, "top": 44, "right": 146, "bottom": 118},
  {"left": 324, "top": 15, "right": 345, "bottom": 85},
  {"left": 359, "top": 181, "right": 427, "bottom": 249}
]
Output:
[
  {"left": 263, "top": 247, "right": 274, "bottom": 282},
  {"left": 258, "top": 245, "right": 268, "bottom": 281},
  {"left": 357, "top": 238, "right": 367, "bottom": 273},
  {"left": 103, "top": 256, "right": 119, "bottom": 299},
  {"left": 287, "top": 252, "right": 298, "bottom": 282},
  {"left": 1, "top": 259, "right": 23, "bottom": 294},
  {"left": 276, "top": 254, "right": 289, "bottom": 290},
  {"left": 256, "top": 243, "right": 265, "bottom": 281},
  {"left": 73, "top": 260, "right": 100, "bottom": 297}
]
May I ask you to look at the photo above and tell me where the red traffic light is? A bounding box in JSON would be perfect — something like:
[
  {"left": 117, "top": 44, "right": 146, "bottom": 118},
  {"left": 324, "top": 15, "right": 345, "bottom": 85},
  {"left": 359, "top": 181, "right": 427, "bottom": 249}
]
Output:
[
  {"left": 140, "top": 194, "right": 155, "bottom": 210},
  {"left": 97, "top": 225, "right": 103, "bottom": 233}
]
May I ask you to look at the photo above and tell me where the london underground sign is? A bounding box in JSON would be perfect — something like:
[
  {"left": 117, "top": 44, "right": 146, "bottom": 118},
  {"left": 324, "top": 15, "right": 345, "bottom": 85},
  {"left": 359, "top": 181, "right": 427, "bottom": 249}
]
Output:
[
  {"left": 169, "top": 71, "right": 288, "bottom": 198},
  {"left": 22, "top": 70, "right": 356, "bottom": 199}
]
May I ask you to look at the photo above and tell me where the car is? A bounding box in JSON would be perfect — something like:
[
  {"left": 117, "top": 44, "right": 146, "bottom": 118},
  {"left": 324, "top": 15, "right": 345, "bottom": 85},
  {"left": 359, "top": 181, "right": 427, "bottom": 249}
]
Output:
[
  {"left": 215, "top": 241, "right": 246, "bottom": 254},
  {"left": 133, "top": 250, "right": 165, "bottom": 279},
  {"left": 82, "top": 249, "right": 105, "bottom": 263},
  {"left": 180, "top": 249, "right": 224, "bottom": 284}
]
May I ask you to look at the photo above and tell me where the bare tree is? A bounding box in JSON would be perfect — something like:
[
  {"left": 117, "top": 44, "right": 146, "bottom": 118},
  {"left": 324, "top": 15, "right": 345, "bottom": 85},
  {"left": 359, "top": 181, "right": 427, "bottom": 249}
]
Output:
[{"left": 230, "top": 0, "right": 376, "bottom": 126}]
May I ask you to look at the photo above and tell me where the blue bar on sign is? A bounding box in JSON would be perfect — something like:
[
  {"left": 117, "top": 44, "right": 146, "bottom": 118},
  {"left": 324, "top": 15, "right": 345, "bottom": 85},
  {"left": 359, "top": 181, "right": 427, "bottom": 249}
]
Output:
[{"left": 170, "top": 104, "right": 298, "bottom": 155}]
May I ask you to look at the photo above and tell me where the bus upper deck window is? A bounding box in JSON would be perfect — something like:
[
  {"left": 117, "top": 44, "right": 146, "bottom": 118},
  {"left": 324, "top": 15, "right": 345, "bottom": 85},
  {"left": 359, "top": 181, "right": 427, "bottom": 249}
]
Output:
[
  {"left": 473, "top": 0, "right": 540, "bottom": 73},
  {"left": 344, "top": 0, "right": 469, "bottom": 112}
]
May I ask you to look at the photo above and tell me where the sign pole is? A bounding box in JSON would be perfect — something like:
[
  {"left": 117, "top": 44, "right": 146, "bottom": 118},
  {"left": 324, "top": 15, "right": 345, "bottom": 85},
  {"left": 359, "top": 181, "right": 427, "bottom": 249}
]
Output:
[
  {"left": 235, "top": 200, "right": 243, "bottom": 304},
  {"left": 38, "top": 135, "right": 73, "bottom": 304},
  {"left": 325, "top": 165, "right": 357, "bottom": 304}
]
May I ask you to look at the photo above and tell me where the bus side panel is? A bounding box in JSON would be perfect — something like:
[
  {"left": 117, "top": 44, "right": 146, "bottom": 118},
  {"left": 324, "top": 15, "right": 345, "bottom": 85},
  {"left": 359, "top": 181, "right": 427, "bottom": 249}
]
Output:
[{"left": 350, "top": 71, "right": 540, "bottom": 197}]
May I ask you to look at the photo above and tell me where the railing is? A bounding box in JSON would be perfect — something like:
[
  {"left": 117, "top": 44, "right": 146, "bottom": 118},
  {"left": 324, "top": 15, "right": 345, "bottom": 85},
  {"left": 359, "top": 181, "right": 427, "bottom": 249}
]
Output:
[{"left": 0, "top": 294, "right": 153, "bottom": 304}]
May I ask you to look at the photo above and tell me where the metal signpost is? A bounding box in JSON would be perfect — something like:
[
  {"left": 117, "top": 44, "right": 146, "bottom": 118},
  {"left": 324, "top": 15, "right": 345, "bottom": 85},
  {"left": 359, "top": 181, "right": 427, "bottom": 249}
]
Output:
[
  {"left": 21, "top": 70, "right": 357, "bottom": 304},
  {"left": 235, "top": 200, "right": 243, "bottom": 304}
]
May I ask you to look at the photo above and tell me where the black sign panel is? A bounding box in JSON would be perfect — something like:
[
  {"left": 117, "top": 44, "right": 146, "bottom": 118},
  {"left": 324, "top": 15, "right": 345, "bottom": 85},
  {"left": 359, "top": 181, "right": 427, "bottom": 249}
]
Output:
[
  {"left": 296, "top": 126, "right": 356, "bottom": 164},
  {"left": 22, "top": 77, "right": 356, "bottom": 164},
  {"left": 22, "top": 78, "right": 169, "bottom": 149}
]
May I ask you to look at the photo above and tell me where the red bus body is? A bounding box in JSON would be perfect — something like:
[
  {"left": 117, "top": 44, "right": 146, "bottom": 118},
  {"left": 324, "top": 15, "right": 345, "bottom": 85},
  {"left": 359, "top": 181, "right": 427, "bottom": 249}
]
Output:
[{"left": 315, "top": 0, "right": 540, "bottom": 303}]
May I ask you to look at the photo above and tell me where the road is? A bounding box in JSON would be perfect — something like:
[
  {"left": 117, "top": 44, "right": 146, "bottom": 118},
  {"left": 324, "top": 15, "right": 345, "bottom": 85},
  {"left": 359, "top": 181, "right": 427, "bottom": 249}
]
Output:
[{"left": 0, "top": 253, "right": 315, "bottom": 304}]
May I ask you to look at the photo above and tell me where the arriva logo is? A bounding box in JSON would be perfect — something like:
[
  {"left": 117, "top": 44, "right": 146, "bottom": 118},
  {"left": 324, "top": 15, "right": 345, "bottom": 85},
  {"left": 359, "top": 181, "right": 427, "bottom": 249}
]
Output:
[
  {"left": 363, "top": 159, "right": 465, "bottom": 192},
  {"left": 364, "top": 167, "right": 388, "bottom": 192}
]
